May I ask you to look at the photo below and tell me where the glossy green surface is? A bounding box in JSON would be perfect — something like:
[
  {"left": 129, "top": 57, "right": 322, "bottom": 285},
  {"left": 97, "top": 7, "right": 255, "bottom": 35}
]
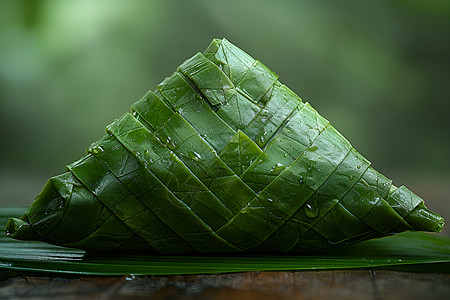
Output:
[
  {"left": 5, "top": 39, "right": 444, "bottom": 254},
  {"left": 1, "top": 209, "right": 450, "bottom": 276}
]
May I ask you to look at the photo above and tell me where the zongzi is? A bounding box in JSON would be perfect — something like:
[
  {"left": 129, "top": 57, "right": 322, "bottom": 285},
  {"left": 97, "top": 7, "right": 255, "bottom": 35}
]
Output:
[{"left": 5, "top": 38, "right": 444, "bottom": 254}]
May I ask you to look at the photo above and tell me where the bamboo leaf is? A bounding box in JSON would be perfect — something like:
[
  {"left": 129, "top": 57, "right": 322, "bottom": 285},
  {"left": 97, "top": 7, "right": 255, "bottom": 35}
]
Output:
[
  {"left": 4, "top": 38, "right": 445, "bottom": 255},
  {"left": 1, "top": 208, "right": 449, "bottom": 276}
]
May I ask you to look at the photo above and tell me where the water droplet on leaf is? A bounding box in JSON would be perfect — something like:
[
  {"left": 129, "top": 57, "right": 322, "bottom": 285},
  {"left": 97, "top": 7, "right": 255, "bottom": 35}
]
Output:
[
  {"left": 273, "top": 163, "right": 285, "bottom": 173},
  {"left": 304, "top": 203, "right": 319, "bottom": 218},
  {"left": 92, "top": 146, "right": 104, "bottom": 155},
  {"left": 189, "top": 151, "right": 202, "bottom": 162}
]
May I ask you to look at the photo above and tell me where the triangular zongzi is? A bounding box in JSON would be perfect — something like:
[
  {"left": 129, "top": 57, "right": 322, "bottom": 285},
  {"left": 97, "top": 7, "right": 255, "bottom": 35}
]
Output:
[{"left": 5, "top": 38, "right": 444, "bottom": 254}]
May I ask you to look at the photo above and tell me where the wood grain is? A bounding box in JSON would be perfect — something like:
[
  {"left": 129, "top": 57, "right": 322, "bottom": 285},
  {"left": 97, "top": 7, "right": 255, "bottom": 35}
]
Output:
[{"left": 1, "top": 270, "right": 449, "bottom": 300}]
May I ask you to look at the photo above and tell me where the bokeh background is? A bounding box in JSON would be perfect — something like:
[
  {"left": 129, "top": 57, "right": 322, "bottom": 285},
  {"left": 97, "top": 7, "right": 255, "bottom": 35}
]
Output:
[{"left": 1, "top": 0, "right": 449, "bottom": 235}]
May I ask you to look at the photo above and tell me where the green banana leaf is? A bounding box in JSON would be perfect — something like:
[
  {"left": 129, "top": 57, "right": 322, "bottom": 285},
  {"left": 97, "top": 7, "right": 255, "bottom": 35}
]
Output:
[
  {"left": 1, "top": 208, "right": 449, "bottom": 276},
  {"left": 4, "top": 38, "right": 444, "bottom": 255}
]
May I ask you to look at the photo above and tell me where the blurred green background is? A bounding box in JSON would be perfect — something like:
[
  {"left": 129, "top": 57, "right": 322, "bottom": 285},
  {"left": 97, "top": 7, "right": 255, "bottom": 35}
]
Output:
[{"left": 1, "top": 0, "right": 449, "bottom": 234}]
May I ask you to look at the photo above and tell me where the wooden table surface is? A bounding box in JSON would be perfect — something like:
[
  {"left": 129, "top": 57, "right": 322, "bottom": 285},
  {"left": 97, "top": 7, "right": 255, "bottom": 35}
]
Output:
[{"left": 1, "top": 270, "right": 449, "bottom": 300}]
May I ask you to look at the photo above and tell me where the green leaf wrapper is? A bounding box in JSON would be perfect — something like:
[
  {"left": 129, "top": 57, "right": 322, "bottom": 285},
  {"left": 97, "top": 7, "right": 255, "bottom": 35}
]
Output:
[{"left": 5, "top": 38, "right": 445, "bottom": 254}]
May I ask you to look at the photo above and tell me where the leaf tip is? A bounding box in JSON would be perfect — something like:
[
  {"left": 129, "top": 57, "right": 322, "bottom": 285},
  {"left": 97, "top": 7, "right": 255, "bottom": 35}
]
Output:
[{"left": 5, "top": 217, "right": 40, "bottom": 240}]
